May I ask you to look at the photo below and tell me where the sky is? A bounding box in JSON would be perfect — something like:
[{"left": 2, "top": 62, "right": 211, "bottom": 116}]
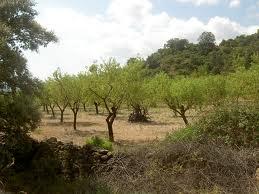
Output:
[{"left": 25, "top": 0, "right": 259, "bottom": 79}]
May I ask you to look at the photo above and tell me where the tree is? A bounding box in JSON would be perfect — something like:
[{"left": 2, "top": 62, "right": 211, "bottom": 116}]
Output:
[
  {"left": 152, "top": 73, "right": 204, "bottom": 125},
  {"left": 0, "top": 0, "right": 57, "bottom": 93},
  {"left": 227, "top": 69, "right": 259, "bottom": 105},
  {"left": 202, "top": 75, "right": 227, "bottom": 107},
  {"left": 59, "top": 75, "right": 84, "bottom": 130},
  {"left": 85, "top": 64, "right": 102, "bottom": 114},
  {"left": 47, "top": 70, "right": 69, "bottom": 123},
  {"left": 0, "top": 0, "right": 57, "bottom": 130},
  {"left": 124, "top": 58, "right": 152, "bottom": 122},
  {"left": 164, "top": 38, "right": 189, "bottom": 51},
  {"left": 0, "top": 0, "right": 57, "bottom": 171},
  {"left": 89, "top": 59, "right": 125, "bottom": 142},
  {"left": 41, "top": 82, "right": 56, "bottom": 118},
  {"left": 198, "top": 32, "right": 216, "bottom": 54},
  {"left": 208, "top": 51, "right": 226, "bottom": 74}
]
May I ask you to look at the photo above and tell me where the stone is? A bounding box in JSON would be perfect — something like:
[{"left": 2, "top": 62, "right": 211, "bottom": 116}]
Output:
[
  {"left": 100, "top": 155, "right": 109, "bottom": 161},
  {"left": 93, "top": 152, "right": 101, "bottom": 159},
  {"left": 107, "top": 152, "right": 113, "bottom": 159},
  {"left": 46, "top": 137, "right": 57, "bottom": 144},
  {"left": 99, "top": 149, "right": 109, "bottom": 155}
]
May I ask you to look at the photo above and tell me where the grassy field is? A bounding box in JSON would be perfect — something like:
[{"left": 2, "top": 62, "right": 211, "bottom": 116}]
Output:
[{"left": 31, "top": 107, "right": 195, "bottom": 146}]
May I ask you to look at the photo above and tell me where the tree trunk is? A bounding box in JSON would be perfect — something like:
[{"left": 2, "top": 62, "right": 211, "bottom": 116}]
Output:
[
  {"left": 83, "top": 103, "right": 86, "bottom": 112},
  {"left": 179, "top": 106, "right": 188, "bottom": 125},
  {"left": 107, "top": 121, "right": 114, "bottom": 142},
  {"left": 49, "top": 105, "right": 55, "bottom": 118},
  {"left": 94, "top": 102, "right": 99, "bottom": 115},
  {"left": 72, "top": 110, "right": 78, "bottom": 130},
  {"left": 60, "top": 110, "right": 64, "bottom": 123},
  {"left": 43, "top": 105, "right": 46, "bottom": 112},
  {"left": 106, "top": 111, "right": 116, "bottom": 142},
  {"left": 180, "top": 113, "right": 189, "bottom": 125},
  {"left": 46, "top": 105, "right": 49, "bottom": 114}
]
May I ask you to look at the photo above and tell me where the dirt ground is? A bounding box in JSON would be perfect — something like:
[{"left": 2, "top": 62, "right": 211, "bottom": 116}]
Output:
[{"left": 31, "top": 107, "right": 189, "bottom": 146}]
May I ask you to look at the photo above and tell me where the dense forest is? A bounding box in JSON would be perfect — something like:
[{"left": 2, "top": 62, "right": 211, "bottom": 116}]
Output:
[
  {"left": 0, "top": 0, "right": 259, "bottom": 194},
  {"left": 145, "top": 30, "right": 259, "bottom": 75}
]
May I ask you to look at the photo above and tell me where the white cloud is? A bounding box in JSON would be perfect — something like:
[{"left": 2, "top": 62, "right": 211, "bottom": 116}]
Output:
[
  {"left": 175, "top": 0, "right": 219, "bottom": 6},
  {"left": 25, "top": 0, "right": 259, "bottom": 79},
  {"left": 175, "top": 0, "right": 240, "bottom": 7},
  {"left": 229, "top": 0, "right": 240, "bottom": 8}
]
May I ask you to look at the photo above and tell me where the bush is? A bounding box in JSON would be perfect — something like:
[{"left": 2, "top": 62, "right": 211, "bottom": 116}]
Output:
[
  {"left": 167, "top": 104, "right": 259, "bottom": 148},
  {"left": 197, "top": 105, "right": 259, "bottom": 148},
  {"left": 86, "top": 136, "right": 113, "bottom": 151}
]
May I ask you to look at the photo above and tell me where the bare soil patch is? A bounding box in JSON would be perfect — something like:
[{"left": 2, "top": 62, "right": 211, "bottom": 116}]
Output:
[{"left": 31, "top": 107, "right": 187, "bottom": 146}]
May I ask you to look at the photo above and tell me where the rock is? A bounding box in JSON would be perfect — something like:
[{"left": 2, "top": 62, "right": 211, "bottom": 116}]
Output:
[
  {"left": 99, "top": 149, "right": 109, "bottom": 155},
  {"left": 93, "top": 152, "right": 101, "bottom": 159},
  {"left": 100, "top": 155, "right": 109, "bottom": 161},
  {"left": 18, "top": 192, "right": 27, "bottom": 194},
  {"left": 46, "top": 137, "right": 57, "bottom": 144},
  {"left": 107, "top": 152, "right": 113, "bottom": 158}
]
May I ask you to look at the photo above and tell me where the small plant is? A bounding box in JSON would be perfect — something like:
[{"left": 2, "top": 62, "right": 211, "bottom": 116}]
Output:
[
  {"left": 166, "top": 126, "right": 200, "bottom": 142},
  {"left": 86, "top": 136, "right": 113, "bottom": 151}
]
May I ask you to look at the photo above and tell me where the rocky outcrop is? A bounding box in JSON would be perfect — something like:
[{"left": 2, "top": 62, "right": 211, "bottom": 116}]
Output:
[{"left": 31, "top": 137, "right": 113, "bottom": 180}]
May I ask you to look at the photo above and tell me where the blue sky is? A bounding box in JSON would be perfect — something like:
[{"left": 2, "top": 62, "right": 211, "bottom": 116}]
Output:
[
  {"left": 36, "top": 0, "right": 258, "bottom": 25},
  {"left": 26, "top": 0, "right": 259, "bottom": 79}
]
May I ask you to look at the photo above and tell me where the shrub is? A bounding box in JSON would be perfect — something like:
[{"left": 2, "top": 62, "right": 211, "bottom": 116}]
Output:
[
  {"left": 196, "top": 105, "right": 259, "bottom": 148},
  {"left": 86, "top": 136, "right": 113, "bottom": 151},
  {"left": 167, "top": 104, "right": 259, "bottom": 148}
]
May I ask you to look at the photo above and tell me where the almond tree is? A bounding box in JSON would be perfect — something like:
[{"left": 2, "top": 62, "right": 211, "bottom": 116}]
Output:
[
  {"left": 124, "top": 58, "right": 153, "bottom": 122},
  {"left": 152, "top": 73, "right": 204, "bottom": 125},
  {"left": 88, "top": 59, "right": 125, "bottom": 142}
]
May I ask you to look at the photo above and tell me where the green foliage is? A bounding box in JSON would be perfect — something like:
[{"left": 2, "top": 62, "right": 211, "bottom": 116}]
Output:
[
  {"left": 227, "top": 69, "right": 259, "bottom": 103},
  {"left": 0, "top": 0, "right": 56, "bottom": 138},
  {"left": 0, "top": 0, "right": 57, "bottom": 93},
  {"left": 196, "top": 105, "right": 259, "bottom": 147},
  {"left": 152, "top": 73, "right": 205, "bottom": 125},
  {"left": 166, "top": 126, "right": 200, "bottom": 142},
  {"left": 0, "top": 94, "right": 40, "bottom": 134},
  {"left": 198, "top": 31, "right": 216, "bottom": 54},
  {"left": 145, "top": 30, "right": 259, "bottom": 75},
  {"left": 86, "top": 136, "right": 113, "bottom": 151},
  {"left": 88, "top": 59, "right": 126, "bottom": 109},
  {"left": 169, "top": 104, "right": 259, "bottom": 148}
]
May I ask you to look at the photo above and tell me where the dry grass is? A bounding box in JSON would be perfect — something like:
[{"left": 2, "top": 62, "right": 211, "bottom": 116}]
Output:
[
  {"left": 31, "top": 107, "right": 194, "bottom": 146},
  {"left": 97, "top": 141, "right": 258, "bottom": 194}
]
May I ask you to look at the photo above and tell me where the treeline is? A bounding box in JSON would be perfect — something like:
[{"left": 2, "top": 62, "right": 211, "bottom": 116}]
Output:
[
  {"left": 145, "top": 30, "right": 259, "bottom": 75},
  {"left": 41, "top": 57, "right": 259, "bottom": 142}
]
